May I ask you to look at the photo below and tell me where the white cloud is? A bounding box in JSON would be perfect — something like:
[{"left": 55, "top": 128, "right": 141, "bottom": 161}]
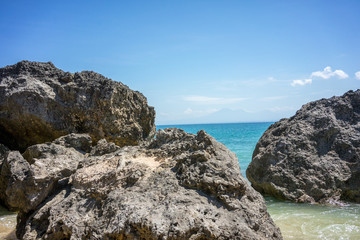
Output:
[
  {"left": 260, "top": 96, "right": 287, "bottom": 101},
  {"left": 290, "top": 66, "right": 349, "bottom": 87},
  {"left": 158, "top": 112, "right": 170, "bottom": 117},
  {"left": 184, "top": 107, "right": 220, "bottom": 115},
  {"left": 183, "top": 95, "right": 247, "bottom": 105},
  {"left": 311, "top": 66, "right": 348, "bottom": 79},
  {"left": 291, "top": 79, "right": 312, "bottom": 87},
  {"left": 184, "top": 108, "right": 193, "bottom": 114},
  {"left": 268, "top": 106, "right": 297, "bottom": 112},
  {"left": 205, "top": 108, "right": 220, "bottom": 114},
  {"left": 355, "top": 71, "right": 360, "bottom": 80},
  {"left": 268, "top": 77, "right": 277, "bottom": 82}
]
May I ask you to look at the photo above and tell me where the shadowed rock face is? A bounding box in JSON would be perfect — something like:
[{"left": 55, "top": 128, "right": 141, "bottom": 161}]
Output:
[
  {"left": 247, "top": 90, "right": 360, "bottom": 204},
  {"left": 0, "top": 61, "right": 155, "bottom": 151},
  {"left": 9, "top": 129, "right": 282, "bottom": 240}
]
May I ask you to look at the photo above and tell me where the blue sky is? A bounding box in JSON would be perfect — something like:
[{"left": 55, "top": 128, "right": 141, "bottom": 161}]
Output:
[{"left": 1, "top": 1, "right": 359, "bottom": 125}]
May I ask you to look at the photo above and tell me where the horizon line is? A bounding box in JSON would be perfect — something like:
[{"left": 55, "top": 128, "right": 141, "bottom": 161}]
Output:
[{"left": 157, "top": 120, "right": 278, "bottom": 127}]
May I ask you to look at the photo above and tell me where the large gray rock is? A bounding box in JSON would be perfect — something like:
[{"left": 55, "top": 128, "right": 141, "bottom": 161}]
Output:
[
  {"left": 16, "top": 129, "right": 282, "bottom": 240},
  {"left": 247, "top": 90, "right": 360, "bottom": 204},
  {"left": 0, "top": 61, "right": 155, "bottom": 151},
  {"left": 0, "top": 134, "right": 87, "bottom": 212}
]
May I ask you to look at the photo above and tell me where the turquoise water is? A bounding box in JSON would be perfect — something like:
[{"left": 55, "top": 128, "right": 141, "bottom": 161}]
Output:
[{"left": 158, "top": 122, "right": 360, "bottom": 239}]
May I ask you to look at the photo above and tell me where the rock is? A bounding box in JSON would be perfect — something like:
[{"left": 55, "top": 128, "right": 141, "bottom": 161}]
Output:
[
  {"left": 53, "top": 133, "right": 92, "bottom": 153},
  {"left": 16, "top": 129, "right": 282, "bottom": 239},
  {"left": 0, "top": 60, "right": 155, "bottom": 152},
  {"left": 89, "top": 138, "right": 120, "bottom": 156},
  {"left": 0, "top": 134, "right": 86, "bottom": 212},
  {"left": 247, "top": 90, "right": 360, "bottom": 204},
  {"left": 0, "top": 143, "right": 9, "bottom": 166},
  {"left": 0, "top": 151, "right": 30, "bottom": 210}
]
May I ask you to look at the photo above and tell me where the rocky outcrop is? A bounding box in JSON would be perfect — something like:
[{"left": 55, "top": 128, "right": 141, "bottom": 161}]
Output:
[
  {"left": 0, "top": 134, "right": 87, "bottom": 212},
  {"left": 0, "top": 60, "right": 282, "bottom": 239},
  {"left": 247, "top": 90, "right": 360, "bottom": 204},
  {"left": 12, "top": 129, "right": 282, "bottom": 240},
  {"left": 0, "top": 61, "right": 155, "bottom": 151}
]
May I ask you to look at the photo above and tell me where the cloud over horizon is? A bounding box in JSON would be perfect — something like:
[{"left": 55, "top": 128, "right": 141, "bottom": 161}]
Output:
[
  {"left": 291, "top": 66, "right": 350, "bottom": 87},
  {"left": 260, "top": 96, "right": 287, "bottom": 101},
  {"left": 268, "top": 106, "right": 297, "bottom": 112},
  {"left": 311, "top": 66, "right": 349, "bottom": 79},
  {"left": 183, "top": 95, "right": 247, "bottom": 105},
  {"left": 184, "top": 107, "right": 220, "bottom": 115},
  {"left": 291, "top": 79, "right": 312, "bottom": 87},
  {"left": 355, "top": 71, "right": 360, "bottom": 80}
]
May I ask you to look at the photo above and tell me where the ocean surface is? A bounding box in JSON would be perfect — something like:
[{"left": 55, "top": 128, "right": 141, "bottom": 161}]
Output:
[
  {"left": 1, "top": 122, "right": 359, "bottom": 239},
  {"left": 158, "top": 122, "right": 360, "bottom": 239}
]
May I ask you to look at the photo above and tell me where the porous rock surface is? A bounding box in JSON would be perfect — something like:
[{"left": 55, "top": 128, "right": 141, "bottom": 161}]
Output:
[
  {"left": 12, "top": 128, "right": 282, "bottom": 240},
  {"left": 0, "top": 143, "right": 9, "bottom": 166},
  {"left": 0, "top": 61, "right": 155, "bottom": 151},
  {"left": 0, "top": 134, "right": 89, "bottom": 212},
  {"left": 247, "top": 90, "right": 360, "bottom": 204}
]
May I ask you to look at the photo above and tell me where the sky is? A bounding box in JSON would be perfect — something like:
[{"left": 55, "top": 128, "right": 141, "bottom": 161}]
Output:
[{"left": 0, "top": 0, "right": 359, "bottom": 125}]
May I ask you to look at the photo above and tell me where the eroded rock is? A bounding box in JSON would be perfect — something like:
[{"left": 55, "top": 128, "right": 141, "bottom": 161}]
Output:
[
  {"left": 247, "top": 90, "right": 360, "bottom": 204},
  {"left": 16, "top": 129, "right": 282, "bottom": 240},
  {"left": 89, "top": 138, "right": 120, "bottom": 156},
  {"left": 0, "top": 61, "right": 155, "bottom": 151},
  {"left": 0, "top": 143, "right": 9, "bottom": 166},
  {"left": 53, "top": 133, "right": 92, "bottom": 153},
  {"left": 0, "top": 134, "right": 87, "bottom": 212}
]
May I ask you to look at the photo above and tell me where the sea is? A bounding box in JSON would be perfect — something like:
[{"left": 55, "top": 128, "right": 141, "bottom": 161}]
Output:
[{"left": 0, "top": 122, "right": 359, "bottom": 239}]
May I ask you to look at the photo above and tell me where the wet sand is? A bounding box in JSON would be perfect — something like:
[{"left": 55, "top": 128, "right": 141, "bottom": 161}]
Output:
[{"left": 0, "top": 206, "right": 16, "bottom": 240}]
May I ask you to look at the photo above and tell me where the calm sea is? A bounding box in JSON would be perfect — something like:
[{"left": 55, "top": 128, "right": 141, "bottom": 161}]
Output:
[{"left": 158, "top": 122, "right": 360, "bottom": 239}]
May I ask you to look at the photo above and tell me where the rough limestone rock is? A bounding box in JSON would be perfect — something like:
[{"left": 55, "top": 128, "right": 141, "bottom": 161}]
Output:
[
  {"left": 0, "top": 134, "right": 87, "bottom": 212},
  {"left": 0, "top": 143, "right": 9, "bottom": 166},
  {"left": 247, "top": 90, "right": 360, "bottom": 204},
  {"left": 53, "top": 133, "right": 92, "bottom": 153},
  {"left": 0, "top": 61, "right": 155, "bottom": 151},
  {"left": 16, "top": 129, "right": 282, "bottom": 240},
  {"left": 89, "top": 138, "right": 120, "bottom": 156}
]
